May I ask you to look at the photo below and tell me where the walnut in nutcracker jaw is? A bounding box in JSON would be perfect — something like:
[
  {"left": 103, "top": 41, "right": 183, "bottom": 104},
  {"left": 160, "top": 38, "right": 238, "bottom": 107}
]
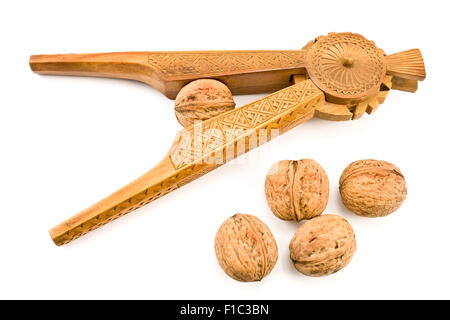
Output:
[
  {"left": 175, "top": 79, "right": 235, "bottom": 128},
  {"left": 264, "top": 159, "right": 329, "bottom": 222}
]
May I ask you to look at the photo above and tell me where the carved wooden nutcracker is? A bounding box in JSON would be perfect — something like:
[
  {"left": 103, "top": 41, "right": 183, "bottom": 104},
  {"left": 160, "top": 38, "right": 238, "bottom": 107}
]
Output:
[{"left": 30, "top": 32, "right": 426, "bottom": 246}]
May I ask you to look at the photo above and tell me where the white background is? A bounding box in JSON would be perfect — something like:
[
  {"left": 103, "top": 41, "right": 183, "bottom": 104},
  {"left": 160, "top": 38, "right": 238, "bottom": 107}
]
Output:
[{"left": 1, "top": 0, "right": 449, "bottom": 299}]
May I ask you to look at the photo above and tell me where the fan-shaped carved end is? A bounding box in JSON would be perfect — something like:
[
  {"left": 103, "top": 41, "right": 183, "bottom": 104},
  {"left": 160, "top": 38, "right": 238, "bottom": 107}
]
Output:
[{"left": 386, "top": 49, "right": 426, "bottom": 81}]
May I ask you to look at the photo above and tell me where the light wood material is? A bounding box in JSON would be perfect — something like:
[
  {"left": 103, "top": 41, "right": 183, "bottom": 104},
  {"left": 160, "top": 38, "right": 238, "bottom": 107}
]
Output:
[
  {"left": 386, "top": 49, "right": 426, "bottom": 81},
  {"left": 29, "top": 51, "right": 306, "bottom": 99},
  {"left": 297, "top": 74, "right": 394, "bottom": 121},
  {"left": 50, "top": 80, "right": 324, "bottom": 245},
  {"left": 29, "top": 36, "right": 425, "bottom": 101},
  {"left": 391, "top": 77, "right": 418, "bottom": 93},
  {"left": 305, "top": 33, "right": 386, "bottom": 104},
  {"left": 33, "top": 32, "right": 426, "bottom": 245},
  {"left": 174, "top": 79, "right": 236, "bottom": 127}
]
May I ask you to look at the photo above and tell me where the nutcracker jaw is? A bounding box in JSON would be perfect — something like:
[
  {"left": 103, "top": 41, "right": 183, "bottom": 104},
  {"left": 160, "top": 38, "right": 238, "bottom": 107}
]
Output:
[
  {"left": 29, "top": 39, "right": 425, "bottom": 101},
  {"left": 309, "top": 47, "right": 426, "bottom": 121}
]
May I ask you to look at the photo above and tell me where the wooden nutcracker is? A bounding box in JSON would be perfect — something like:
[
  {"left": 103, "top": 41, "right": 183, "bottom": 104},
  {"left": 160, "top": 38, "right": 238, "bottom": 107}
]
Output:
[{"left": 30, "top": 32, "right": 426, "bottom": 246}]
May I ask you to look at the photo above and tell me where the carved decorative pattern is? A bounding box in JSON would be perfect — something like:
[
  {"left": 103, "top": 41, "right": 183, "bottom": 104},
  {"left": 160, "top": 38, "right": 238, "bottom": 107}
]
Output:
[
  {"left": 52, "top": 162, "right": 217, "bottom": 246},
  {"left": 306, "top": 33, "right": 386, "bottom": 101},
  {"left": 170, "top": 80, "right": 324, "bottom": 169},
  {"left": 386, "top": 49, "right": 426, "bottom": 81},
  {"left": 148, "top": 51, "right": 306, "bottom": 78},
  {"left": 53, "top": 79, "right": 323, "bottom": 245}
]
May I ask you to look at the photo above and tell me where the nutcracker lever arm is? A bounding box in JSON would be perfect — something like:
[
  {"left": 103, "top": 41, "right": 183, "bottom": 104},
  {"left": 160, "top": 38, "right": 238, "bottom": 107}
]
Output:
[
  {"left": 29, "top": 50, "right": 307, "bottom": 99},
  {"left": 49, "top": 79, "right": 324, "bottom": 246}
]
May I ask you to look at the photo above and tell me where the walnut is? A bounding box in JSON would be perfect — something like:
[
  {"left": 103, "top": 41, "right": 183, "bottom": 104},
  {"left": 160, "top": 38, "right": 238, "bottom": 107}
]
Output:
[
  {"left": 289, "top": 214, "right": 356, "bottom": 277},
  {"left": 214, "top": 214, "right": 278, "bottom": 282},
  {"left": 264, "top": 159, "right": 329, "bottom": 222},
  {"left": 339, "top": 159, "right": 407, "bottom": 217},
  {"left": 174, "top": 79, "right": 235, "bottom": 127}
]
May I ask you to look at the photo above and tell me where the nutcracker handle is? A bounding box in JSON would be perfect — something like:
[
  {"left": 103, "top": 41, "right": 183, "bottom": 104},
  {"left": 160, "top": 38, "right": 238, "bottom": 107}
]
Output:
[
  {"left": 50, "top": 79, "right": 324, "bottom": 246},
  {"left": 29, "top": 50, "right": 306, "bottom": 99}
]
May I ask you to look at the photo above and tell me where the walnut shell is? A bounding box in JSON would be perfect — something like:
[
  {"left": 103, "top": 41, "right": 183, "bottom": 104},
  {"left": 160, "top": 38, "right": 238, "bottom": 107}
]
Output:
[
  {"left": 339, "top": 159, "right": 407, "bottom": 217},
  {"left": 174, "top": 79, "right": 235, "bottom": 127},
  {"left": 289, "top": 214, "right": 356, "bottom": 277},
  {"left": 214, "top": 214, "right": 278, "bottom": 282},
  {"left": 264, "top": 159, "right": 329, "bottom": 222}
]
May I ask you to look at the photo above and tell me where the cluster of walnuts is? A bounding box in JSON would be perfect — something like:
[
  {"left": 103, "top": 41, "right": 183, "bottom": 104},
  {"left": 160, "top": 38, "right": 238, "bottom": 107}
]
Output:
[
  {"left": 215, "top": 158, "right": 407, "bottom": 281},
  {"left": 174, "top": 79, "right": 408, "bottom": 281}
]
